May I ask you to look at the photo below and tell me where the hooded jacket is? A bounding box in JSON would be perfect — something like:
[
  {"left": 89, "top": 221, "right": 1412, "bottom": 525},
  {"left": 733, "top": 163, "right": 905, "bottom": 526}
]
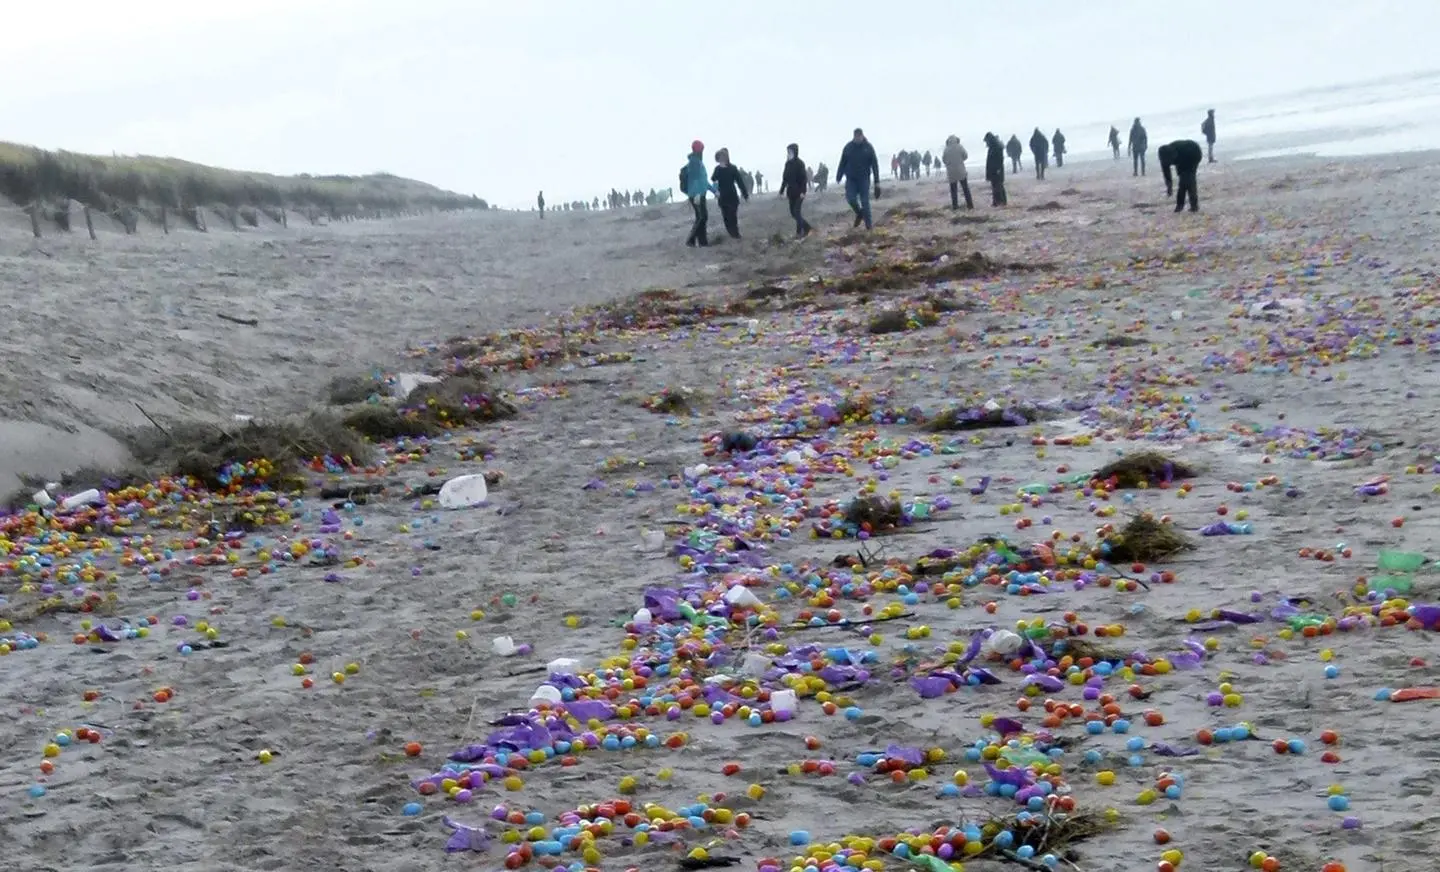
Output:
[
  {"left": 1128, "top": 121, "right": 1148, "bottom": 153},
  {"left": 780, "top": 147, "right": 808, "bottom": 198},
  {"left": 1029, "top": 129, "right": 1049, "bottom": 157},
  {"left": 1005, "top": 136, "right": 1022, "bottom": 160},
  {"left": 1052, "top": 130, "right": 1066, "bottom": 154},
  {"left": 984, "top": 134, "right": 1005, "bottom": 181},
  {"left": 942, "top": 136, "right": 968, "bottom": 182},
  {"left": 683, "top": 152, "right": 716, "bottom": 200}
]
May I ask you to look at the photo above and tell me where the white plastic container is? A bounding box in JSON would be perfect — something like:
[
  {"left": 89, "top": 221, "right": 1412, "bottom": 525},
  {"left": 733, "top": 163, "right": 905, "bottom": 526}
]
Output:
[
  {"left": 983, "top": 629, "right": 1023, "bottom": 656},
  {"left": 723, "top": 585, "right": 762, "bottom": 608},
  {"left": 742, "top": 652, "right": 772, "bottom": 677},
  {"left": 438, "top": 474, "right": 489, "bottom": 509},
  {"left": 60, "top": 489, "right": 104, "bottom": 512},
  {"left": 770, "top": 689, "right": 798, "bottom": 715},
  {"left": 530, "top": 685, "right": 562, "bottom": 705},
  {"left": 492, "top": 636, "right": 518, "bottom": 656},
  {"left": 547, "top": 657, "right": 582, "bottom": 675}
]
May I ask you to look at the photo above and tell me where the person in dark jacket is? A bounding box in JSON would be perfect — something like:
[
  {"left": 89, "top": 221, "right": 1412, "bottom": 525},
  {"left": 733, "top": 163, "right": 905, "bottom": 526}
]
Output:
[
  {"left": 710, "top": 148, "right": 749, "bottom": 239},
  {"left": 1006, "top": 135, "right": 1023, "bottom": 174},
  {"left": 836, "top": 127, "right": 881, "bottom": 230},
  {"left": 1028, "top": 128, "right": 1049, "bottom": 180},
  {"left": 1128, "top": 118, "right": 1149, "bottom": 177},
  {"left": 1052, "top": 129, "right": 1066, "bottom": 168},
  {"left": 1108, "top": 126, "right": 1121, "bottom": 159},
  {"left": 983, "top": 132, "right": 1007, "bottom": 207},
  {"left": 537, "top": 190, "right": 545, "bottom": 218},
  {"left": 778, "top": 143, "right": 813, "bottom": 238},
  {"left": 1201, "top": 110, "right": 1217, "bottom": 163},
  {"left": 1157, "top": 139, "right": 1204, "bottom": 212}
]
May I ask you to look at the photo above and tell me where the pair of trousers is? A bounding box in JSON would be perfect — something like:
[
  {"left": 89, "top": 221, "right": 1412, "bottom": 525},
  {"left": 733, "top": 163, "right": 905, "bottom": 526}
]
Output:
[
  {"left": 1133, "top": 150, "right": 1147, "bottom": 176},
  {"left": 1033, "top": 155, "right": 1047, "bottom": 180},
  {"left": 718, "top": 196, "right": 741, "bottom": 238},
  {"left": 1010, "top": 157, "right": 1021, "bottom": 173},
  {"left": 989, "top": 178, "right": 1007, "bottom": 206},
  {"left": 844, "top": 179, "right": 872, "bottom": 229},
  {"left": 686, "top": 197, "right": 708, "bottom": 246},
  {"left": 1174, "top": 170, "right": 1199, "bottom": 211},
  {"left": 949, "top": 180, "right": 973, "bottom": 209},
  {"left": 787, "top": 195, "right": 812, "bottom": 235}
]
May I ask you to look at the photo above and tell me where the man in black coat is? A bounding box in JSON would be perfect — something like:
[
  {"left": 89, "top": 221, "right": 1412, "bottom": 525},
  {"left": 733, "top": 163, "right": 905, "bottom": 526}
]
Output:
[
  {"left": 983, "top": 133, "right": 1007, "bottom": 207},
  {"left": 1157, "top": 139, "right": 1204, "bottom": 213}
]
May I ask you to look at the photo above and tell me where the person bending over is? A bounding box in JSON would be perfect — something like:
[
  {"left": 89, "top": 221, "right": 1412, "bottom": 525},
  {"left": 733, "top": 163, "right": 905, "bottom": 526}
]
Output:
[{"left": 1157, "top": 139, "right": 1203, "bottom": 212}]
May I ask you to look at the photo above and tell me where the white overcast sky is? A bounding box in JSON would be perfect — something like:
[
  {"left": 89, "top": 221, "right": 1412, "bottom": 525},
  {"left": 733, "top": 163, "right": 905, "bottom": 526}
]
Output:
[{"left": 2, "top": 0, "right": 1434, "bottom": 207}]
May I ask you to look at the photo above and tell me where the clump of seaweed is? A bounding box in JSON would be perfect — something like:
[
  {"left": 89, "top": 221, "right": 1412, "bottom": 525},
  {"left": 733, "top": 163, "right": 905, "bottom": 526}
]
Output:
[
  {"left": 642, "top": 387, "right": 696, "bottom": 415},
  {"left": 844, "top": 494, "right": 903, "bottom": 532},
  {"left": 326, "top": 372, "right": 386, "bottom": 406},
  {"left": 1095, "top": 333, "right": 1147, "bottom": 348},
  {"left": 340, "top": 404, "right": 442, "bottom": 440},
  {"left": 1092, "top": 451, "right": 1196, "bottom": 489},
  {"left": 925, "top": 404, "right": 1039, "bottom": 431},
  {"left": 408, "top": 375, "right": 517, "bottom": 425},
  {"left": 1103, "top": 513, "right": 1195, "bottom": 562},
  {"left": 867, "top": 306, "right": 940, "bottom": 335},
  {"left": 124, "top": 413, "right": 373, "bottom": 490}
]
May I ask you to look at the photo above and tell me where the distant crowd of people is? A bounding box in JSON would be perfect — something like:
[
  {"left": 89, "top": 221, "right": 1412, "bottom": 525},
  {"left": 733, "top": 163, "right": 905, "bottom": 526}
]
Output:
[{"left": 536, "top": 109, "right": 1220, "bottom": 238}]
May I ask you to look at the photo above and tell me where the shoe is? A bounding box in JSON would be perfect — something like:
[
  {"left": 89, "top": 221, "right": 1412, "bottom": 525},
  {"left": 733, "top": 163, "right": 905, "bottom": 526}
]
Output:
[
  {"left": 686, "top": 240, "right": 696, "bottom": 247},
  {"left": 853, "top": 213, "right": 862, "bottom": 228}
]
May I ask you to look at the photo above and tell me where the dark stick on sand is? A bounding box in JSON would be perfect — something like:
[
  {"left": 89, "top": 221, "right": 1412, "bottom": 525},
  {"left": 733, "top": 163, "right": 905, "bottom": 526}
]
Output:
[
  {"left": 217, "top": 313, "right": 259, "bottom": 327},
  {"left": 133, "top": 402, "right": 172, "bottom": 441}
]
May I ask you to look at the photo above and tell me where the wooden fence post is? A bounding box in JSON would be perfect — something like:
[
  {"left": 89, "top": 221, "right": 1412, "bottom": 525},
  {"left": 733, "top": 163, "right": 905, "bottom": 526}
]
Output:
[
  {"left": 28, "top": 203, "right": 41, "bottom": 238},
  {"left": 84, "top": 206, "right": 96, "bottom": 240}
]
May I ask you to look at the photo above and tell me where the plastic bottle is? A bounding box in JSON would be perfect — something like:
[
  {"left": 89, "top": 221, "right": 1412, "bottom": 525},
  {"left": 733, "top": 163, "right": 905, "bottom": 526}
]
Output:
[{"left": 60, "top": 489, "right": 103, "bottom": 512}]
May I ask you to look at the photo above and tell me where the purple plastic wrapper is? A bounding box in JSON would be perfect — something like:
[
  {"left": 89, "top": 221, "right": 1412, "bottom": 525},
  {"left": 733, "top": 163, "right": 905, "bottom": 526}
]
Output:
[
  {"left": 910, "top": 676, "right": 952, "bottom": 698},
  {"left": 885, "top": 744, "right": 924, "bottom": 765},
  {"left": 443, "top": 817, "right": 491, "bottom": 853}
]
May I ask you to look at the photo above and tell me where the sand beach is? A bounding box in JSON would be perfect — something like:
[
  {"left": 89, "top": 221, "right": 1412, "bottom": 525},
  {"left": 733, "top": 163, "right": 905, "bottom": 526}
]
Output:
[{"left": 4, "top": 149, "right": 1440, "bottom": 872}]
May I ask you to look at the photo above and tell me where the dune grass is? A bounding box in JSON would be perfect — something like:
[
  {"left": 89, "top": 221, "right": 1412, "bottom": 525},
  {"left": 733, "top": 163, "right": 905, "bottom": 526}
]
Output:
[{"left": 0, "top": 141, "right": 488, "bottom": 222}]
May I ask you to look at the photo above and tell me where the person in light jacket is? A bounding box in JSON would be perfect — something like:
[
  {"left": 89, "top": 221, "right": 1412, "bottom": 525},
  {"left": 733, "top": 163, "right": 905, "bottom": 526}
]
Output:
[
  {"left": 681, "top": 139, "right": 717, "bottom": 247},
  {"left": 942, "top": 135, "right": 972, "bottom": 210}
]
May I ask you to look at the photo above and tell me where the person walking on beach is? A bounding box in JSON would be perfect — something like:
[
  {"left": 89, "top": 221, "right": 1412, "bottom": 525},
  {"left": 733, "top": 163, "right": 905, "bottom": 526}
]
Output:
[
  {"left": 1158, "top": 139, "right": 1204, "bottom": 212},
  {"left": 1052, "top": 129, "right": 1066, "bottom": 168},
  {"left": 1128, "top": 118, "right": 1149, "bottom": 177},
  {"left": 754, "top": 170, "right": 766, "bottom": 193},
  {"left": 836, "top": 127, "right": 881, "bottom": 230},
  {"left": 1029, "top": 128, "right": 1050, "bottom": 180},
  {"left": 1006, "top": 135, "right": 1023, "bottom": 174},
  {"left": 891, "top": 154, "right": 900, "bottom": 178},
  {"left": 681, "top": 140, "right": 717, "bottom": 247},
  {"left": 1108, "top": 126, "right": 1121, "bottom": 159},
  {"left": 1201, "top": 109, "right": 1217, "bottom": 163},
  {"left": 942, "top": 135, "right": 972, "bottom": 210},
  {"left": 537, "top": 190, "right": 545, "bottom": 217},
  {"left": 711, "top": 148, "right": 749, "bottom": 240},
  {"left": 779, "top": 143, "right": 813, "bottom": 238},
  {"left": 983, "top": 132, "right": 1007, "bottom": 206}
]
